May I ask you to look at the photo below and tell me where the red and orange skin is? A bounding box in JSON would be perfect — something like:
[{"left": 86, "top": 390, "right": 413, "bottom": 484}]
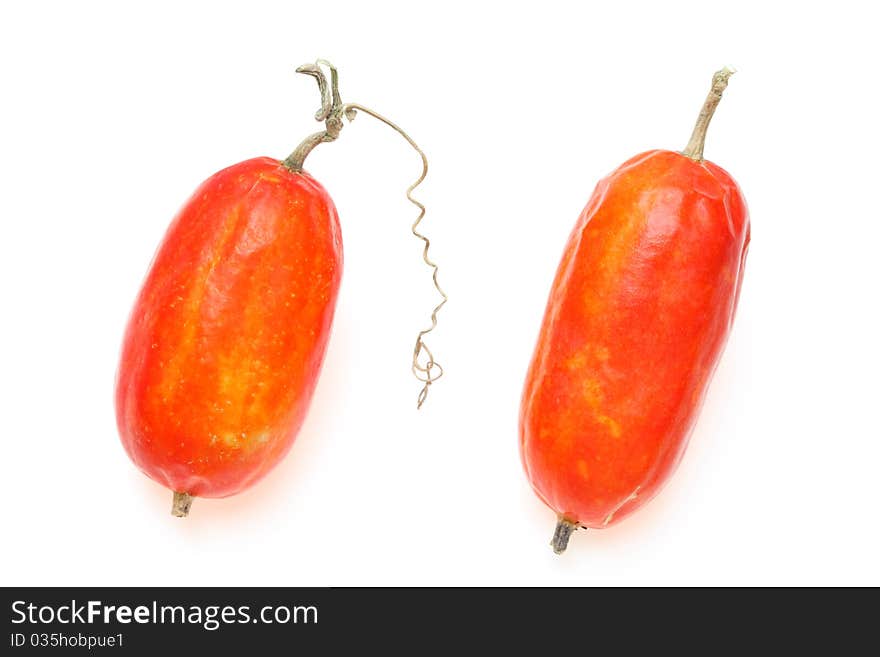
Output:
[
  {"left": 520, "top": 71, "right": 749, "bottom": 551},
  {"left": 116, "top": 157, "right": 342, "bottom": 504}
]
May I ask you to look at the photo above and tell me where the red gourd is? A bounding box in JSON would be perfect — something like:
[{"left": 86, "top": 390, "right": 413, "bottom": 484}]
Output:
[
  {"left": 116, "top": 61, "right": 443, "bottom": 516},
  {"left": 519, "top": 69, "right": 749, "bottom": 553}
]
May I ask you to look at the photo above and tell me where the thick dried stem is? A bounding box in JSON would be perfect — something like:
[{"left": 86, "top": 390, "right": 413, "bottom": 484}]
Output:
[
  {"left": 682, "top": 67, "right": 735, "bottom": 161},
  {"left": 171, "top": 492, "right": 193, "bottom": 518},
  {"left": 282, "top": 60, "right": 348, "bottom": 172},
  {"left": 551, "top": 517, "right": 580, "bottom": 555}
]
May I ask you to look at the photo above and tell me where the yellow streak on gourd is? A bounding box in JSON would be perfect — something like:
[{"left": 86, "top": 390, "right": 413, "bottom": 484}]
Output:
[
  {"left": 577, "top": 459, "right": 590, "bottom": 481},
  {"left": 596, "top": 415, "right": 622, "bottom": 438},
  {"left": 575, "top": 348, "right": 623, "bottom": 439},
  {"left": 222, "top": 431, "right": 242, "bottom": 448},
  {"left": 156, "top": 204, "right": 243, "bottom": 403}
]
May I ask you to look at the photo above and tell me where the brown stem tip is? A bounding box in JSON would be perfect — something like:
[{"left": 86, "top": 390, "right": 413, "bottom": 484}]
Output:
[
  {"left": 550, "top": 517, "right": 581, "bottom": 555},
  {"left": 682, "top": 67, "right": 736, "bottom": 162},
  {"left": 171, "top": 492, "right": 193, "bottom": 518},
  {"left": 283, "top": 60, "right": 346, "bottom": 172}
]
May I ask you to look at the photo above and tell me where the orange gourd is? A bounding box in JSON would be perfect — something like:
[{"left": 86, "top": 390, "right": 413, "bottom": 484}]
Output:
[
  {"left": 116, "top": 61, "right": 443, "bottom": 516},
  {"left": 520, "top": 69, "right": 749, "bottom": 553}
]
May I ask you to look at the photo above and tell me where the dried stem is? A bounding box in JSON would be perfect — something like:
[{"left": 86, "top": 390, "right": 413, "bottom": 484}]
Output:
[
  {"left": 171, "top": 491, "right": 193, "bottom": 518},
  {"left": 282, "top": 60, "right": 349, "bottom": 172},
  {"left": 682, "top": 67, "right": 736, "bottom": 161},
  {"left": 551, "top": 517, "right": 580, "bottom": 555}
]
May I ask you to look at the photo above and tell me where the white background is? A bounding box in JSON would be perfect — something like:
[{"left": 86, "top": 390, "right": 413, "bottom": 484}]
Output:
[{"left": 1, "top": 1, "right": 878, "bottom": 586}]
